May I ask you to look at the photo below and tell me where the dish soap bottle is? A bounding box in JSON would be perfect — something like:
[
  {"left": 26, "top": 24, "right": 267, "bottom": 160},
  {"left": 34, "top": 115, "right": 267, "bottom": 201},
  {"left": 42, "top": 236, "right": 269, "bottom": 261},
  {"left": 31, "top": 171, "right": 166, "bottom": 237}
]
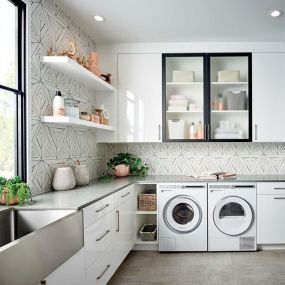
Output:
[
  {"left": 53, "top": 91, "right": 65, "bottom": 116},
  {"left": 189, "top": 122, "right": 196, "bottom": 139}
]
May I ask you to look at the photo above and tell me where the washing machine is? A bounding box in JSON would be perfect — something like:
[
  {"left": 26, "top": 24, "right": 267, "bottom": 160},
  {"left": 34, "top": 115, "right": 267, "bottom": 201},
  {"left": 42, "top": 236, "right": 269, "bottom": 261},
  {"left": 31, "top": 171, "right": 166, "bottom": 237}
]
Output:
[
  {"left": 208, "top": 183, "right": 257, "bottom": 251},
  {"left": 158, "top": 183, "right": 207, "bottom": 251}
]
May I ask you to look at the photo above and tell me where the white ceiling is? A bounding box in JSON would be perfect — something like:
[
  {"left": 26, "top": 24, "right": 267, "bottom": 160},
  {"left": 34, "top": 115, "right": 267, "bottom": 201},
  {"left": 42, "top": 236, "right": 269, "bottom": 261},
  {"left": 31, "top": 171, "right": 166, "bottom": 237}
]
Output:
[{"left": 58, "top": 0, "right": 285, "bottom": 44}]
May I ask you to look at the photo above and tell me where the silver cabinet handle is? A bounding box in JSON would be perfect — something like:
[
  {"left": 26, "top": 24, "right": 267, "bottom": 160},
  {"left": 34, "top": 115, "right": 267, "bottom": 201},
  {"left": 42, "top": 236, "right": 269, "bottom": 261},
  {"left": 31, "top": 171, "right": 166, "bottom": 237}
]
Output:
[
  {"left": 95, "top": 204, "right": 110, "bottom": 213},
  {"left": 274, "top": 197, "right": 285, "bottom": 200},
  {"left": 97, "top": 264, "right": 111, "bottom": 280},
  {"left": 274, "top": 188, "right": 285, "bottom": 190},
  {"left": 121, "top": 192, "right": 130, "bottom": 198},
  {"left": 158, "top": 124, "right": 161, "bottom": 141},
  {"left": 255, "top": 124, "right": 258, "bottom": 141},
  {"left": 96, "top": 230, "right": 110, "bottom": 242},
  {"left": 116, "top": 210, "right": 120, "bottom": 232},
  {"left": 207, "top": 125, "right": 210, "bottom": 140}
]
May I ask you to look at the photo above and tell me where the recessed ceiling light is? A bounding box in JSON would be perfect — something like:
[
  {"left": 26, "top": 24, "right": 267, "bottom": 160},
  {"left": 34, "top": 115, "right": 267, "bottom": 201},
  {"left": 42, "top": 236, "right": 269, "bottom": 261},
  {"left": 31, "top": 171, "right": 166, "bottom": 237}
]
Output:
[
  {"left": 94, "top": 15, "right": 105, "bottom": 22},
  {"left": 269, "top": 10, "right": 283, "bottom": 17}
]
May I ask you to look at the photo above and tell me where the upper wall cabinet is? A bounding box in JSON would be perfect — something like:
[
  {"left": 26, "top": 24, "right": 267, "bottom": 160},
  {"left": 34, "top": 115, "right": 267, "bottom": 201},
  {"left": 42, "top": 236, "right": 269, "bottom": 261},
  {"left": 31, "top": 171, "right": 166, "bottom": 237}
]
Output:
[
  {"left": 118, "top": 53, "right": 162, "bottom": 142},
  {"left": 162, "top": 53, "right": 252, "bottom": 142},
  {"left": 252, "top": 53, "right": 285, "bottom": 142}
]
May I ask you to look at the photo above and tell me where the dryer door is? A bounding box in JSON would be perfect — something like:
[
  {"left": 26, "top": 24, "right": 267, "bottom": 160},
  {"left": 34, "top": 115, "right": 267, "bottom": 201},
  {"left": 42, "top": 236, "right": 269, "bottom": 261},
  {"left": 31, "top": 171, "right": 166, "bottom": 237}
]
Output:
[
  {"left": 164, "top": 195, "right": 202, "bottom": 234},
  {"left": 213, "top": 196, "right": 253, "bottom": 236}
]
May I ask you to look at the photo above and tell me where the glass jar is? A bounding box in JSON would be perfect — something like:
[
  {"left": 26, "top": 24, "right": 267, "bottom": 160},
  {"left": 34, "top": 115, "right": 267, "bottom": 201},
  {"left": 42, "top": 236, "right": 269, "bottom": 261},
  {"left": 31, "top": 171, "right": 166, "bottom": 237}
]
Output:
[{"left": 64, "top": 99, "right": 80, "bottom": 119}]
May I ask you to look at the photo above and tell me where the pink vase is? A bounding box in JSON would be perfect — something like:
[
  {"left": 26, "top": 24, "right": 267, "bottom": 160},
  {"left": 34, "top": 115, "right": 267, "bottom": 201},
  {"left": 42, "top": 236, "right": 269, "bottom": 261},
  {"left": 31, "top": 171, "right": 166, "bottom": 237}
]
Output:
[{"left": 114, "top": 164, "right": 130, "bottom": 177}]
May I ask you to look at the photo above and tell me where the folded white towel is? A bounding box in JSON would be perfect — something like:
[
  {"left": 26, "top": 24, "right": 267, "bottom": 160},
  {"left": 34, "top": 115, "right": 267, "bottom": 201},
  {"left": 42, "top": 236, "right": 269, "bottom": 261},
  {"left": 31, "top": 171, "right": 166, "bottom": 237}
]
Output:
[
  {"left": 168, "top": 99, "right": 188, "bottom": 106},
  {"left": 168, "top": 106, "right": 188, "bottom": 111}
]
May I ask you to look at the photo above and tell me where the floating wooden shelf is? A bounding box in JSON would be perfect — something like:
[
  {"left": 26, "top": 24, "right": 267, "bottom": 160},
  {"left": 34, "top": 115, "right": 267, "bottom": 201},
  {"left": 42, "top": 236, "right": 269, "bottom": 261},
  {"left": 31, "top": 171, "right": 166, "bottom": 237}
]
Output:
[
  {"left": 41, "top": 56, "right": 116, "bottom": 92},
  {"left": 41, "top": 116, "right": 115, "bottom": 131}
]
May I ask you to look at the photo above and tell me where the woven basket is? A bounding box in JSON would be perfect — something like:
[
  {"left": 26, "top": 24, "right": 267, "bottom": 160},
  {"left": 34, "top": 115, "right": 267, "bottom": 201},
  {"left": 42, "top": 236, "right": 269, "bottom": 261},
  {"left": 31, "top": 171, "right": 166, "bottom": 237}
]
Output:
[
  {"left": 138, "top": 193, "right": 157, "bottom": 211},
  {"left": 139, "top": 224, "right": 157, "bottom": 241}
]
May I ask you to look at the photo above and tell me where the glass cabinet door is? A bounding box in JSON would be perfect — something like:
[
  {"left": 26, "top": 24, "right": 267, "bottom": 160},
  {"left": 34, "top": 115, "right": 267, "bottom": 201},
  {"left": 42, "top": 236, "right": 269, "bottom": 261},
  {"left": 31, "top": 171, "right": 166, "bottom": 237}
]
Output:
[
  {"left": 163, "top": 54, "right": 206, "bottom": 141},
  {"left": 209, "top": 53, "right": 251, "bottom": 141}
]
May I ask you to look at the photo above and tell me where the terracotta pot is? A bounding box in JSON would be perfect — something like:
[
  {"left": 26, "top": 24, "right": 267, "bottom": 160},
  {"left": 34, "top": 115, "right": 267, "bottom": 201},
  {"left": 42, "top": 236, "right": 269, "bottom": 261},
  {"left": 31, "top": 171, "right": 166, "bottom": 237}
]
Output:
[
  {"left": 114, "top": 164, "right": 130, "bottom": 177},
  {"left": 0, "top": 188, "right": 18, "bottom": 205}
]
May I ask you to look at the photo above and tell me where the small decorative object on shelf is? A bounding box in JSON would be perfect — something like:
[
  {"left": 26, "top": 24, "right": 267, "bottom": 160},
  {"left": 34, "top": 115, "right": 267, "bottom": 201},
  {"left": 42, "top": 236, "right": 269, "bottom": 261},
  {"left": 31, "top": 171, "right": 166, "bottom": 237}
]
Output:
[
  {"left": 139, "top": 224, "right": 157, "bottom": 241},
  {"left": 53, "top": 90, "right": 65, "bottom": 116},
  {"left": 100, "top": 153, "right": 149, "bottom": 181},
  {"left": 80, "top": 112, "right": 91, "bottom": 121},
  {"left": 100, "top": 73, "right": 112, "bottom": 84},
  {"left": 0, "top": 176, "right": 31, "bottom": 206},
  {"left": 138, "top": 193, "right": 157, "bottom": 211},
  {"left": 86, "top": 52, "right": 101, "bottom": 76},
  {"left": 96, "top": 104, "right": 109, "bottom": 125}
]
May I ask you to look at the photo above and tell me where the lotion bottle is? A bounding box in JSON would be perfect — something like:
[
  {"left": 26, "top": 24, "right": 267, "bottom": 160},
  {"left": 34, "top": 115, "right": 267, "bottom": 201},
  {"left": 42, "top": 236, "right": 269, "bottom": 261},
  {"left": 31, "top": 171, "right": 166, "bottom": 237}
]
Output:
[
  {"left": 53, "top": 91, "right": 65, "bottom": 116},
  {"left": 189, "top": 122, "right": 196, "bottom": 139}
]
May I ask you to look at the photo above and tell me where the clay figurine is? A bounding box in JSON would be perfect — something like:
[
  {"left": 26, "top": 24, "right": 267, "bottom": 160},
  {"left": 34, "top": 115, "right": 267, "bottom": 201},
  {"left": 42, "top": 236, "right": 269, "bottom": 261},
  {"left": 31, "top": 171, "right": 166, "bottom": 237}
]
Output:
[{"left": 100, "top": 73, "right": 112, "bottom": 84}]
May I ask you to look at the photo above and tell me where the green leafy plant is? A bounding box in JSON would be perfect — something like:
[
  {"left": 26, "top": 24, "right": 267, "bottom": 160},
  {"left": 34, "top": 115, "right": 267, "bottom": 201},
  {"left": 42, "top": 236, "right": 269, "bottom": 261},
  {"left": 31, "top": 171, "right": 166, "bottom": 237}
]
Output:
[
  {"left": 101, "top": 153, "right": 149, "bottom": 181},
  {"left": 0, "top": 176, "right": 32, "bottom": 206}
]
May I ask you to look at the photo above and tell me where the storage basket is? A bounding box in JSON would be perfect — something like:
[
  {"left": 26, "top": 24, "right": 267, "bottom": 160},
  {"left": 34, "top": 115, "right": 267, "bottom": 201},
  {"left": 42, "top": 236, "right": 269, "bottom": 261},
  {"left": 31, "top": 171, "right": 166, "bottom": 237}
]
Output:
[
  {"left": 172, "top": 70, "right": 194, "bottom": 82},
  {"left": 225, "top": 91, "right": 247, "bottom": 110},
  {"left": 217, "top": 70, "right": 240, "bottom": 82},
  {"left": 139, "top": 224, "right": 157, "bottom": 241},
  {"left": 138, "top": 193, "right": 157, "bottom": 211},
  {"left": 168, "top": 120, "right": 185, "bottom": 139}
]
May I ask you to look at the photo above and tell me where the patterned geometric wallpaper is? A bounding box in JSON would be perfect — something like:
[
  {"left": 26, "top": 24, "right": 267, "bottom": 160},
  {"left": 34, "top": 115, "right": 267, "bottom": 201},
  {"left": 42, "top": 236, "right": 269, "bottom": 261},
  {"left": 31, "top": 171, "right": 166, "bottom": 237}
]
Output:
[
  {"left": 30, "top": 0, "right": 285, "bottom": 196},
  {"left": 30, "top": 0, "right": 106, "bottom": 195},
  {"left": 101, "top": 143, "right": 285, "bottom": 176}
]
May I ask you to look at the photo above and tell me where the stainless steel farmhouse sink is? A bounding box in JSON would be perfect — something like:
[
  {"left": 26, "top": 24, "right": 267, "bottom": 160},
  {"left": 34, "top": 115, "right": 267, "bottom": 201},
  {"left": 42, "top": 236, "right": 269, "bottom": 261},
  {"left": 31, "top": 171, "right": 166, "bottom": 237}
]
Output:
[{"left": 0, "top": 208, "right": 83, "bottom": 285}]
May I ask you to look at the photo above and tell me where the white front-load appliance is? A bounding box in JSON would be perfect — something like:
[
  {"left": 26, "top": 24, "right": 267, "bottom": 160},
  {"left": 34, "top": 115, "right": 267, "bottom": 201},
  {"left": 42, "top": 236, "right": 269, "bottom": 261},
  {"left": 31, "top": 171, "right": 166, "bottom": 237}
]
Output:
[
  {"left": 208, "top": 183, "right": 257, "bottom": 251},
  {"left": 158, "top": 183, "right": 207, "bottom": 251}
]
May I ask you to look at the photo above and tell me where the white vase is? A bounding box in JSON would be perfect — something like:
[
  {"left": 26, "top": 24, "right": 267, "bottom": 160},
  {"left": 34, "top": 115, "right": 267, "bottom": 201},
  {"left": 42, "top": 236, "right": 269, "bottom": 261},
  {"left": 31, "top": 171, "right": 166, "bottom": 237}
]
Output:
[
  {"left": 72, "top": 165, "right": 90, "bottom": 186},
  {"left": 52, "top": 167, "right": 76, "bottom": 191}
]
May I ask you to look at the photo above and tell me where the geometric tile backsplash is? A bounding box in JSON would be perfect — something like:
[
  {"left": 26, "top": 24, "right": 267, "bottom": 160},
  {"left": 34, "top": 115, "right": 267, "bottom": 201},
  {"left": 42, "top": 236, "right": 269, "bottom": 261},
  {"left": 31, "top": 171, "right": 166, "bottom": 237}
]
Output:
[{"left": 30, "top": 0, "right": 285, "bottom": 195}]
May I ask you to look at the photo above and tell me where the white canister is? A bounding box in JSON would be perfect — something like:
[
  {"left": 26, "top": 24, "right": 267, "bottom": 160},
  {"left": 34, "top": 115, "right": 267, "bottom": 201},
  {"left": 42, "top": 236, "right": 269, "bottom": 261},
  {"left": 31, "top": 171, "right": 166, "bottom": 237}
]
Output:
[
  {"left": 72, "top": 165, "right": 90, "bottom": 186},
  {"left": 52, "top": 167, "right": 76, "bottom": 191}
]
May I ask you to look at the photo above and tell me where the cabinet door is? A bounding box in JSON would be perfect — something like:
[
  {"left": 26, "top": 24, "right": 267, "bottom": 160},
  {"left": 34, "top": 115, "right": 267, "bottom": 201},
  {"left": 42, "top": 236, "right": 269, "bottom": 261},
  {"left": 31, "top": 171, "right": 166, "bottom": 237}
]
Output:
[
  {"left": 42, "top": 249, "right": 85, "bottom": 285},
  {"left": 114, "top": 196, "right": 135, "bottom": 265},
  {"left": 257, "top": 195, "right": 285, "bottom": 244},
  {"left": 118, "top": 53, "right": 162, "bottom": 142},
  {"left": 252, "top": 53, "right": 285, "bottom": 142}
]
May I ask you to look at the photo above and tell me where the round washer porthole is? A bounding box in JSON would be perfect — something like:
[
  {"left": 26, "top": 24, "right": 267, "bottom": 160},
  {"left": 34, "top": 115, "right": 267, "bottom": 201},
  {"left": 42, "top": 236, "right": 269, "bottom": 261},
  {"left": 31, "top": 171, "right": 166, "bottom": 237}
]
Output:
[
  {"left": 213, "top": 196, "right": 253, "bottom": 236},
  {"left": 163, "top": 195, "right": 202, "bottom": 234}
]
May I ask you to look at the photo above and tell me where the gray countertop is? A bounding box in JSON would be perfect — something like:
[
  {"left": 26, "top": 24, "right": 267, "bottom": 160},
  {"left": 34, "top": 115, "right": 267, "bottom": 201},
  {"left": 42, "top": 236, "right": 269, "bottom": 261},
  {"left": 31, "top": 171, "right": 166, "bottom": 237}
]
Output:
[{"left": 2, "top": 175, "right": 285, "bottom": 211}]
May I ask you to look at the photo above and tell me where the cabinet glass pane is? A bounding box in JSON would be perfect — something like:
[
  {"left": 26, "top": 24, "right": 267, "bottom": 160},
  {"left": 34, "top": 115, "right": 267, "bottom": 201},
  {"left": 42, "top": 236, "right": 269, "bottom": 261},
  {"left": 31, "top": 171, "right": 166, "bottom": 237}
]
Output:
[
  {"left": 164, "top": 56, "right": 205, "bottom": 141},
  {"left": 210, "top": 55, "right": 250, "bottom": 140}
]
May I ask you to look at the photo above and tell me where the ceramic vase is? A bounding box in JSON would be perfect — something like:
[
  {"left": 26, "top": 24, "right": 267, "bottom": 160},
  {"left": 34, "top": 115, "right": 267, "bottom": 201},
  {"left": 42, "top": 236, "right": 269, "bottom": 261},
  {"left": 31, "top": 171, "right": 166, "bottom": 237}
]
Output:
[
  {"left": 114, "top": 164, "right": 130, "bottom": 177},
  {"left": 72, "top": 165, "right": 90, "bottom": 186},
  {"left": 52, "top": 167, "right": 76, "bottom": 191}
]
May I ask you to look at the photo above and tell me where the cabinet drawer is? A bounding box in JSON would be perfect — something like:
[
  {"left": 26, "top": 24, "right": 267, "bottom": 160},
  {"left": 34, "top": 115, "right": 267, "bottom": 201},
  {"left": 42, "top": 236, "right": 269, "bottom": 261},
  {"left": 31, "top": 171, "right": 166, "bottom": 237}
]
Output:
[
  {"left": 85, "top": 250, "right": 116, "bottom": 285},
  {"left": 83, "top": 195, "right": 115, "bottom": 227},
  {"left": 257, "top": 182, "right": 285, "bottom": 195},
  {"left": 257, "top": 194, "right": 285, "bottom": 244},
  {"left": 85, "top": 211, "right": 115, "bottom": 268},
  {"left": 115, "top": 185, "right": 134, "bottom": 207}
]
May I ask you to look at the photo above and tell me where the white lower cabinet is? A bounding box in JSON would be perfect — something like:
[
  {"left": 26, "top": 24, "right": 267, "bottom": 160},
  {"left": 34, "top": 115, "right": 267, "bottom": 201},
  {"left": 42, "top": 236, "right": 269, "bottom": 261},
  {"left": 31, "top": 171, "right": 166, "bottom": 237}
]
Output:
[
  {"left": 257, "top": 182, "right": 285, "bottom": 244},
  {"left": 84, "top": 187, "right": 135, "bottom": 285},
  {"left": 40, "top": 249, "right": 85, "bottom": 285}
]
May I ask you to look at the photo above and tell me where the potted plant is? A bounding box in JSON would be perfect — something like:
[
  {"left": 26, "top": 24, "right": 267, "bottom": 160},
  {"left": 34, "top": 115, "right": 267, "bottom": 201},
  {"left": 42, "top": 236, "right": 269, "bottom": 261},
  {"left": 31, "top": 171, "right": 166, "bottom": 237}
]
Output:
[
  {"left": 0, "top": 176, "right": 31, "bottom": 206},
  {"left": 101, "top": 153, "right": 149, "bottom": 180}
]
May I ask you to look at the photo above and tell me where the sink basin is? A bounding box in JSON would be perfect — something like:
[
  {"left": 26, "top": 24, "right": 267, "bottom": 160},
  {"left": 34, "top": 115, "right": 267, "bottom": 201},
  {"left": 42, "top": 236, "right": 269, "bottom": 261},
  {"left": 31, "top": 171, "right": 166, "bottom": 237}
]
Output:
[{"left": 0, "top": 208, "right": 83, "bottom": 285}]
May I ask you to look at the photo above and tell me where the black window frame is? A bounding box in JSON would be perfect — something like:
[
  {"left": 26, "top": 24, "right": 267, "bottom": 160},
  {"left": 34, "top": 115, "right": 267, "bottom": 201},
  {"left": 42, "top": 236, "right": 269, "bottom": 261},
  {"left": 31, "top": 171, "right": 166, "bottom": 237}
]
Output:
[{"left": 0, "top": 0, "right": 27, "bottom": 180}]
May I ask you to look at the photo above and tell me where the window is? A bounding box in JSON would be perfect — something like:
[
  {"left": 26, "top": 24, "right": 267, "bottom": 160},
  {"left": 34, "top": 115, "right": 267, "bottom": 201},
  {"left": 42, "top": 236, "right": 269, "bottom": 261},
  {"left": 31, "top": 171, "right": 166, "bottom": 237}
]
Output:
[{"left": 0, "top": 0, "right": 26, "bottom": 179}]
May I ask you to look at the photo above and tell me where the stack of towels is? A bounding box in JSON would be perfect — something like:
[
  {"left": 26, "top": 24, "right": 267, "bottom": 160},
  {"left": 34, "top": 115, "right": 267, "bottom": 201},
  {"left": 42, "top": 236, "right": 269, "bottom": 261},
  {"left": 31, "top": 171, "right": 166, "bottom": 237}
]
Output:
[
  {"left": 214, "top": 121, "right": 243, "bottom": 139},
  {"left": 168, "top": 95, "right": 188, "bottom": 111}
]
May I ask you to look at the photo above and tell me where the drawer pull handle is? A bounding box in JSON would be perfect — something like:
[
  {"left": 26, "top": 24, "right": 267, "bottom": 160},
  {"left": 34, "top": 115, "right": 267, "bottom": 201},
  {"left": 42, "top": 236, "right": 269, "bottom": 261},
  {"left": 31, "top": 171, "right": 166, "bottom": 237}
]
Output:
[
  {"left": 96, "top": 230, "right": 110, "bottom": 242},
  {"left": 95, "top": 204, "right": 110, "bottom": 213},
  {"left": 97, "top": 264, "right": 111, "bottom": 280},
  {"left": 116, "top": 210, "right": 120, "bottom": 232},
  {"left": 121, "top": 192, "right": 130, "bottom": 198},
  {"left": 274, "top": 188, "right": 285, "bottom": 190},
  {"left": 274, "top": 197, "right": 285, "bottom": 200}
]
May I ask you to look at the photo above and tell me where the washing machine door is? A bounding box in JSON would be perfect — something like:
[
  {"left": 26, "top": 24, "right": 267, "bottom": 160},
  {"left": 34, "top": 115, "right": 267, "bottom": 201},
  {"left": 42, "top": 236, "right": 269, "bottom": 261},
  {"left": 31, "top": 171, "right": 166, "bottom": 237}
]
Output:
[
  {"left": 213, "top": 196, "right": 253, "bottom": 236},
  {"left": 164, "top": 195, "right": 202, "bottom": 234}
]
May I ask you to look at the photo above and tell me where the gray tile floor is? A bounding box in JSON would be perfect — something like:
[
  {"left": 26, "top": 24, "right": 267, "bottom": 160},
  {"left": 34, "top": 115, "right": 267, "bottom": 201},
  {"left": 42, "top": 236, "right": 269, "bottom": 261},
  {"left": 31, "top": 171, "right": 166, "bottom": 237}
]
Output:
[{"left": 108, "top": 250, "right": 285, "bottom": 285}]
